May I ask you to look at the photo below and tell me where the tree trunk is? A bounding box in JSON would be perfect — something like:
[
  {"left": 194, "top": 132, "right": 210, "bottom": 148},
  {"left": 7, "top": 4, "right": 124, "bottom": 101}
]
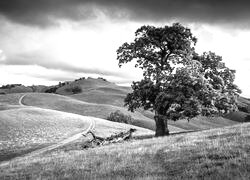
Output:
[
  {"left": 164, "top": 118, "right": 170, "bottom": 135},
  {"left": 154, "top": 111, "right": 170, "bottom": 136},
  {"left": 154, "top": 111, "right": 168, "bottom": 137}
]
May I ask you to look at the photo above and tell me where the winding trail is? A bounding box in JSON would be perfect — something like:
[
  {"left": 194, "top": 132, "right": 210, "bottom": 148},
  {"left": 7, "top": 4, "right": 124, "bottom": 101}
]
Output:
[
  {"left": 18, "top": 94, "right": 26, "bottom": 106},
  {"left": 0, "top": 94, "right": 96, "bottom": 167}
]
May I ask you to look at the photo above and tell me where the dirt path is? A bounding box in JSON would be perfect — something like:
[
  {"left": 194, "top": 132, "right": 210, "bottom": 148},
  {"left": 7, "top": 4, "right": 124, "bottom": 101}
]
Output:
[
  {"left": 18, "top": 94, "right": 26, "bottom": 106},
  {"left": 0, "top": 94, "right": 96, "bottom": 167}
]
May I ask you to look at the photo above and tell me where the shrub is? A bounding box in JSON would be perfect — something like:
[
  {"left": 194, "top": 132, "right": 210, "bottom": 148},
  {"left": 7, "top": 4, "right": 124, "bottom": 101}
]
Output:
[
  {"left": 1, "top": 84, "right": 22, "bottom": 89},
  {"left": 71, "top": 86, "right": 82, "bottom": 94},
  {"left": 45, "top": 86, "right": 58, "bottom": 93},
  {"left": 107, "top": 110, "right": 133, "bottom": 124},
  {"left": 245, "top": 115, "right": 250, "bottom": 122},
  {"left": 238, "top": 105, "right": 249, "bottom": 113},
  {"left": 98, "top": 77, "right": 107, "bottom": 81}
]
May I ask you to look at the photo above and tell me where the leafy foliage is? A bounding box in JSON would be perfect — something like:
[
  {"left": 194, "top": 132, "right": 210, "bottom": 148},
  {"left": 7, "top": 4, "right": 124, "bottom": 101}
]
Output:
[
  {"left": 71, "top": 86, "right": 82, "bottom": 94},
  {"left": 45, "top": 86, "right": 58, "bottom": 93},
  {"left": 117, "top": 23, "right": 241, "bottom": 136},
  {"left": 238, "top": 106, "right": 249, "bottom": 113},
  {"left": 0, "top": 84, "right": 22, "bottom": 89},
  {"left": 107, "top": 110, "right": 133, "bottom": 124},
  {"left": 117, "top": 23, "right": 197, "bottom": 81},
  {"left": 245, "top": 115, "right": 250, "bottom": 122}
]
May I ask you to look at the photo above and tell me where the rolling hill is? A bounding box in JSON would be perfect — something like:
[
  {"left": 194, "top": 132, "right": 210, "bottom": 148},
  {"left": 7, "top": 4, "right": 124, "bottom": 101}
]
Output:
[
  {"left": 57, "top": 77, "right": 130, "bottom": 107},
  {"left": 0, "top": 93, "right": 25, "bottom": 105},
  {"left": 0, "top": 98, "right": 154, "bottom": 162},
  {"left": 54, "top": 78, "right": 250, "bottom": 130},
  {"left": 0, "top": 106, "right": 93, "bottom": 162},
  {"left": 21, "top": 93, "right": 183, "bottom": 132},
  {"left": 56, "top": 77, "right": 130, "bottom": 95},
  {"left": 1, "top": 77, "right": 249, "bottom": 131},
  {"left": 0, "top": 77, "right": 250, "bottom": 179},
  {"left": 1, "top": 122, "right": 249, "bottom": 179}
]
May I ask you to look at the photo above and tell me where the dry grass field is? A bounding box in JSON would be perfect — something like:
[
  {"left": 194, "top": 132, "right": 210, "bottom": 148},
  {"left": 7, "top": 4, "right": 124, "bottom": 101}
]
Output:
[
  {"left": 0, "top": 123, "right": 249, "bottom": 179},
  {"left": 140, "top": 109, "right": 240, "bottom": 131},
  {"left": 71, "top": 87, "right": 127, "bottom": 107},
  {"left": 58, "top": 78, "right": 250, "bottom": 130},
  {"left": 0, "top": 92, "right": 154, "bottom": 163},
  {"left": 0, "top": 93, "right": 25, "bottom": 105},
  {"left": 22, "top": 93, "right": 184, "bottom": 132},
  {"left": 0, "top": 107, "right": 92, "bottom": 162},
  {"left": 0, "top": 78, "right": 249, "bottom": 179},
  {"left": 57, "top": 78, "right": 130, "bottom": 106},
  {"left": 56, "top": 77, "right": 129, "bottom": 95}
]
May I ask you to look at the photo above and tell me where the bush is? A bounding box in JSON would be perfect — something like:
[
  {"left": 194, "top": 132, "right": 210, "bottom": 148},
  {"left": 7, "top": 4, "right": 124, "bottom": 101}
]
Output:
[
  {"left": 238, "top": 105, "right": 249, "bottom": 113},
  {"left": 107, "top": 110, "right": 133, "bottom": 124},
  {"left": 245, "top": 115, "right": 250, "bottom": 122},
  {"left": 45, "top": 86, "right": 58, "bottom": 93},
  {"left": 71, "top": 86, "right": 82, "bottom": 94},
  {"left": 0, "top": 84, "right": 22, "bottom": 89},
  {"left": 45, "top": 86, "right": 59, "bottom": 93},
  {"left": 98, "top": 77, "right": 107, "bottom": 81}
]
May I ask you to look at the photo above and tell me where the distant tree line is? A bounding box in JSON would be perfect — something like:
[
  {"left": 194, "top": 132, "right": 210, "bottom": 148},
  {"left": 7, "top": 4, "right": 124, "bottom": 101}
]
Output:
[{"left": 0, "top": 84, "right": 22, "bottom": 89}]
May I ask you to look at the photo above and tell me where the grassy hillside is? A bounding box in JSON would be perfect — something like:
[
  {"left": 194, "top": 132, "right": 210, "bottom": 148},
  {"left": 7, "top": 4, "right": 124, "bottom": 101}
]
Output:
[
  {"left": 225, "top": 111, "right": 250, "bottom": 122},
  {"left": 22, "top": 93, "right": 183, "bottom": 132},
  {"left": 56, "top": 77, "right": 129, "bottom": 96},
  {"left": 56, "top": 77, "right": 130, "bottom": 107},
  {"left": 226, "top": 96, "right": 250, "bottom": 123},
  {"left": 0, "top": 93, "right": 25, "bottom": 105},
  {"left": 1, "top": 122, "right": 249, "bottom": 179},
  {"left": 71, "top": 87, "right": 127, "bottom": 107},
  {"left": 0, "top": 104, "right": 154, "bottom": 162},
  {"left": 141, "top": 110, "right": 240, "bottom": 131},
  {"left": 0, "top": 107, "right": 92, "bottom": 162},
  {"left": 60, "top": 78, "right": 250, "bottom": 130},
  {"left": 0, "top": 104, "right": 21, "bottom": 111}
]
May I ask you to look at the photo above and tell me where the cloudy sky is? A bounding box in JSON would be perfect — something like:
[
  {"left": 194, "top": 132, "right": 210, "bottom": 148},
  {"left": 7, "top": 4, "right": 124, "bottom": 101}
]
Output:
[{"left": 0, "top": 0, "right": 250, "bottom": 97}]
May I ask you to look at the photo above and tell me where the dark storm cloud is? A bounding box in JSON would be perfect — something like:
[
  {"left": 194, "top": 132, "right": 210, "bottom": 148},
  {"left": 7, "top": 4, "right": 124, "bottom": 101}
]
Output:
[
  {"left": 0, "top": 0, "right": 250, "bottom": 27},
  {"left": 0, "top": 0, "right": 96, "bottom": 27}
]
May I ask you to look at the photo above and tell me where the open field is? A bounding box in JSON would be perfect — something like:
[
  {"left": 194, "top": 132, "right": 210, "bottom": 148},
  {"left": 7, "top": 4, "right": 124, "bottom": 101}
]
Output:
[
  {"left": 72, "top": 89, "right": 250, "bottom": 130},
  {"left": 2, "top": 78, "right": 248, "bottom": 132},
  {"left": 56, "top": 77, "right": 130, "bottom": 96},
  {"left": 23, "top": 91, "right": 249, "bottom": 132},
  {"left": 1, "top": 122, "right": 249, "bottom": 179},
  {"left": 22, "top": 93, "right": 184, "bottom": 132},
  {"left": 140, "top": 109, "right": 240, "bottom": 131},
  {"left": 0, "top": 107, "right": 92, "bottom": 162},
  {"left": 169, "top": 116, "right": 240, "bottom": 130},
  {"left": 0, "top": 93, "right": 154, "bottom": 163},
  {"left": 0, "top": 104, "right": 21, "bottom": 111},
  {"left": 0, "top": 93, "right": 25, "bottom": 105},
  {"left": 71, "top": 87, "right": 127, "bottom": 107},
  {"left": 61, "top": 78, "right": 130, "bottom": 106},
  {"left": 58, "top": 78, "right": 250, "bottom": 130}
]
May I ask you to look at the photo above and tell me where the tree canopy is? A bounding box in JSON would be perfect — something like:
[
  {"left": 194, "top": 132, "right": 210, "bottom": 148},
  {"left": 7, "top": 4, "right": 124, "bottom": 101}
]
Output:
[{"left": 117, "top": 23, "right": 241, "bottom": 136}]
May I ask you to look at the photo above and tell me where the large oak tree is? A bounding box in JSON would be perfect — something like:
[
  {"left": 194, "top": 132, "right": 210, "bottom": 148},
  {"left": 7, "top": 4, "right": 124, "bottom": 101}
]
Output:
[{"left": 117, "top": 23, "right": 241, "bottom": 136}]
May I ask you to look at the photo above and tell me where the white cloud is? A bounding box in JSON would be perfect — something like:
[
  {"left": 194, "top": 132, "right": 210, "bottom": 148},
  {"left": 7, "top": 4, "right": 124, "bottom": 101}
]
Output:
[
  {"left": 192, "top": 24, "right": 250, "bottom": 98},
  {"left": 0, "top": 49, "right": 6, "bottom": 61},
  {"left": 0, "top": 19, "right": 249, "bottom": 98}
]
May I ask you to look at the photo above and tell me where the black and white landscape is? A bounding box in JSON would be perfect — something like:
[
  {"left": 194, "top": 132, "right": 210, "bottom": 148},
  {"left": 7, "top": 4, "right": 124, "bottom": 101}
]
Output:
[{"left": 0, "top": 0, "right": 250, "bottom": 179}]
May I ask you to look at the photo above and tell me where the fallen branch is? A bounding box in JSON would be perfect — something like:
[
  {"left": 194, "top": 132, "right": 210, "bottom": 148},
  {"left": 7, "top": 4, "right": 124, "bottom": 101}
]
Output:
[{"left": 82, "top": 128, "right": 137, "bottom": 149}]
